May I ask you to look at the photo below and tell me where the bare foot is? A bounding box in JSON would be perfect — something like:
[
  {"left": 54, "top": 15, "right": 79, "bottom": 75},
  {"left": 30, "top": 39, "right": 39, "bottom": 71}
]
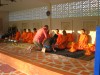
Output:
[{"left": 41, "top": 47, "right": 46, "bottom": 53}]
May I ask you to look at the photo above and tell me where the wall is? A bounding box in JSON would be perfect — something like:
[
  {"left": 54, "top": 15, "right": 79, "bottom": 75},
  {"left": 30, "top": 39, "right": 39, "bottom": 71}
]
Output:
[
  {"left": 9, "top": 19, "right": 50, "bottom": 31},
  {"left": 9, "top": 16, "right": 99, "bottom": 43},
  {"left": 0, "top": 11, "right": 9, "bottom": 33}
]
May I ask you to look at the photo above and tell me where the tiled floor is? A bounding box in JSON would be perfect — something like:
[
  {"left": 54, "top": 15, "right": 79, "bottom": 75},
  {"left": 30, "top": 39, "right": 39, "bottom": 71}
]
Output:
[
  {"left": 0, "top": 42, "right": 94, "bottom": 75},
  {"left": 0, "top": 61, "right": 26, "bottom": 75}
]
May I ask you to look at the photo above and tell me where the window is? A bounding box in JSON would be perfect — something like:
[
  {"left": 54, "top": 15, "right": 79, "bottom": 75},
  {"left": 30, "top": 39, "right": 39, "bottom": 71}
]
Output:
[
  {"left": 9, "top": 6, "right": 48, "bottom": 21},
  {"left": 52, "top": 0, "right": 99, "bottom": 18}
]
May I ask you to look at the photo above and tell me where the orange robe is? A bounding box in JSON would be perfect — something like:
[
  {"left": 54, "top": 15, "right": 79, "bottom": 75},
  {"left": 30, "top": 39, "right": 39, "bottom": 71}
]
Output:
[
  {"left": 70, "top": 33, "right": 95, "bottom": 55},
  {"left": 32, "top": 32, "right": 37, "bottom": 43},
  {"left": 21, "top": 32, "right": 27, "bottom": 42},
  {"left": 69, "top": 34, "right": 89, "bottom": 52},
  {"left": 67, "top": 33, "right": 74, "bottom": 42},
  {"left": 78, "top": 34, "right": 88, "bottom": 49},
  {"left": 89, "top": 44, "right": 95, "bottom": 52},
  {"left": 56, "top": 33, "right": 61, "bottom": 44},
  {"left": 56, "top": 33, "right": 62, "bottom": 44},
  {"left": 56, "top": 35, "right": 68, "bottom": 49},
  {"left": 66, "top": 33, "right": 74, "bottom": 48},
  {"left": 32, "top": 32, "right": 37, "bottom": 39},
  {"left": 15, "top": 31, "right": 21, "bottom": 41},
  {"left": 26, "top": 32, "right": 33, "bottom": 44},
  {"left": 88, "top": 43, "right": 95, "bottom": 52},
  {"left": 85, "top": 43, "right": 95, "bottom": 56}
]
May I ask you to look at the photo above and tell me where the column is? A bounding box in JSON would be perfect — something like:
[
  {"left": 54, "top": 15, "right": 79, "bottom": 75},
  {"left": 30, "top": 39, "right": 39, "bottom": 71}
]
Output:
[{"left": 94, "top": 26, "right": 100, "bottom": 75}]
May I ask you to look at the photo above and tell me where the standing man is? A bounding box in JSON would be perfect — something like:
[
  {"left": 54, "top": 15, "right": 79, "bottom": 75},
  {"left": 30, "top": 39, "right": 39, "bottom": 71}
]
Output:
[{"left": 33, "top": 25, "right": 49, "bottom": 50}]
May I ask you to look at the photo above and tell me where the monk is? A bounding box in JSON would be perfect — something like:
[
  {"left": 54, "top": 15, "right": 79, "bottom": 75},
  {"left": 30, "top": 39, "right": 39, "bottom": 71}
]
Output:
[
  {"left": 15, "top": 29, "right": 21, "bottom": 42},
  {"left": 88, "top": 40, "right": 95, "bottom": 52},
  {"left": 55, "top": 29, "right": 61, "bottom": 36},
  {"left": 89, "top": 44, "right": 95, "bottom": 52},
  {"left": 25, "top": 29, "right": 33, "bottom": 44},
  {"left": 67, "top": 33, "right": 74, "bottom": 42},
  {"left": 66, "top": 33, "right": 74, "bottom": 48},
  {"left": 32, "top": 28, "right": 37, "bottom": 40},
  {"left": 56, "top": 30, "right": 68, "bottom": 50},
  {"left": 55, "top": 29, "right": 59, "bottom": 35},
  {"left": 21, "top": 29, "right": 27, "bottom": 42},
  {"left": 69, "top": 29, "right": 90, "bottom": 55},
  {"left": 55, "top": 29, "right": 62, "bottom": 45}
]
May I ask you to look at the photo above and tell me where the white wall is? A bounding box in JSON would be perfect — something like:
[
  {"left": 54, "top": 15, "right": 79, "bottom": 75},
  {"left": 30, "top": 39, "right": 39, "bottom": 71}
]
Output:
[{"left": 0, "top": 11, "right": 9, "bottom": 33}]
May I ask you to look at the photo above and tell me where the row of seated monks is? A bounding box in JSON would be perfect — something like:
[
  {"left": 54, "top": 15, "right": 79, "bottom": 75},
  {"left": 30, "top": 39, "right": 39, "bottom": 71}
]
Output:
[
  {"left": 14, "top": 28, "right": 37, "bottom": 43},
  {"left": 14, "top": 28, "right": 95, "bottom": 56},
  {"left": 55, "top": 29, "right": 95, "bottom": 56}
]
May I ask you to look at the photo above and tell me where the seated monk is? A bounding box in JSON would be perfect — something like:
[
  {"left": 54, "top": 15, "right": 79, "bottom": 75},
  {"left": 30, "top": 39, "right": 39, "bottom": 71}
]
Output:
[
  {"left": 25, "top": 29, "right": 33, "bottom": 44},
  {"left": 69, "top": 29, "right": 91, "bottom": 55},
  {"left": 66, "top": 33, "right": 74, "bottom": 48},
  {"left": 55, "top": 30, "right": 68, "bottom": 50},
  {"left": 89, "top": 44, "right": 95, "bottom": 52},
  {"left": 55, "top": 29, "right": 62, "bottom": 44},
  {"left": 32, "top": 28, "right": 37, "bottom": 40},
  {"left": 67, "top": 33, "right": 74, "bottom": 42},
  {"left": 85, "top": 39, "right": 96, "bottom": 55},
  {"left": 21, "top": 29, "right": 27, "bottom": 42},
  {"left": 88, "top": 40, "right": 96, "bottom": 52},
  {"left": 55, "top": 29, "right": 61, "bottom": 36},
  {"left": 86, "top": 43, "right": 95, "bottom": 53},
  {"left": 15, "top": 29, "right": 21, "bottom": 42}
]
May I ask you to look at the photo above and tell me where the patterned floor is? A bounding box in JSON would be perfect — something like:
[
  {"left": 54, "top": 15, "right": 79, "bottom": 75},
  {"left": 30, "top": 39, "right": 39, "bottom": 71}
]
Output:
[
  {"left": 0, "top": 42, "right": 94, "bottom": 75},
  {"left": 0, "top": 61, "right": 26, "bottom": 75}
]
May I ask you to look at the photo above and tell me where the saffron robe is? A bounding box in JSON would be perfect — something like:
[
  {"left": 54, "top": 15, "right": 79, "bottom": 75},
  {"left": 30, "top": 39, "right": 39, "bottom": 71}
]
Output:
[
  {"left": 69, "top": 34, "right": 88, "bottom": 52},
  {"left": 21, "top": 31, "right": 27, "bottom": 42},
  {"left": 15, "top": 31, "right": 21, "bottom": 41},
  {"left": 26, "top": 32, "right": 33, "bottom": 44},
  {"left": 56, "top": 35, "right": 68, "bottom": 49}
]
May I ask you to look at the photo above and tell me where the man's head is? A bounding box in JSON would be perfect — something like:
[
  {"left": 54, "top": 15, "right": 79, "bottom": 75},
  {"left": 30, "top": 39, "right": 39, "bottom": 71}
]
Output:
[
  {"left": 62, "top": 30, "right": 66, "bottom": 35},
  {"left": 33, "top": 28, "right": 37, "bottom": 32},
  {"left": 55, "top": 29, "right": 59, "bottom": 34},
  {"left": 28, "top": 29, "right": 31, "bottom": 32},
  {"left": 23, "top": 29, "right": 26, "bottom": 32},
  {"left": 80, "top": 29, "right": 85, "bottom": 34},
  {"left": 44, "top": 25, "right": 48, "bottom": 30}
]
